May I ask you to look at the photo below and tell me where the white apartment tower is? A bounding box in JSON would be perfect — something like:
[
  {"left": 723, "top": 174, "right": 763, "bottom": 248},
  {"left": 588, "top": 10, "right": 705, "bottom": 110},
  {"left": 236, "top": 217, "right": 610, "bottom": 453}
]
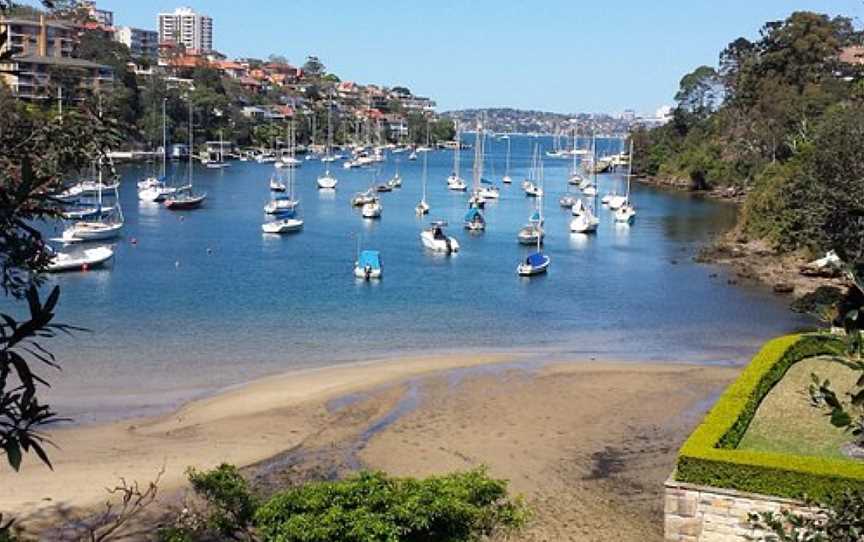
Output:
[{"left": 158, "top": 7, "right": 213, "bottom": 53}]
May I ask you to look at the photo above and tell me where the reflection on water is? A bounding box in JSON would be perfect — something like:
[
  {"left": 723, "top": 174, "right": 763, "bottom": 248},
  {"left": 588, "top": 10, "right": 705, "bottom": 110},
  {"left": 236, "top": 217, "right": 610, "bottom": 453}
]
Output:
[{"left": 14, "top": 135, "right": 812, "bottom": 423}]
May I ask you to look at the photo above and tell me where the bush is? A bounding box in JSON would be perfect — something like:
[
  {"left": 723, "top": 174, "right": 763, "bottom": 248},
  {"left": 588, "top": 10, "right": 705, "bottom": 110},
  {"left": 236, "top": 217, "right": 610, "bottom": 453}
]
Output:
[
  {"left": 255, "top": 468, "right": 527, "bottom": 542},
  {"left": 186, "top": 463, "right": 259, "bottom": 540},
  {"left": 675, "top": 334, "right": 864, "bottom": 500}
]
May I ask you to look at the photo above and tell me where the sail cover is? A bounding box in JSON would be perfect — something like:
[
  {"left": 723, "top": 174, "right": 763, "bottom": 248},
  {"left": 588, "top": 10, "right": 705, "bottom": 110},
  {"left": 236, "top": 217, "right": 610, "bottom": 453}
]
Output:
[{"left": 527, "top": 252, "right": 547, "bottom": 267}]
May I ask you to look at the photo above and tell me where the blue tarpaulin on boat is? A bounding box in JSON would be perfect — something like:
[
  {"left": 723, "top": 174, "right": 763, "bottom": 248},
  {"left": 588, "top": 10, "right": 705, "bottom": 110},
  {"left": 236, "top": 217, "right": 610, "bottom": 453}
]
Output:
[
  {"left": 530, "top": 211, "right": 541, "bottom": 223},
  {"left": 527, "top": 253, "right": 547, "bottom": 266},
  {"left": 358, "top": 250, "right": 381, "bottom": 269},
  {"left": 464, "top": 208, "right": 484, "bottom": 222},
  {"left": 481, "top": 178, "right": 494, "bottom": 185}
]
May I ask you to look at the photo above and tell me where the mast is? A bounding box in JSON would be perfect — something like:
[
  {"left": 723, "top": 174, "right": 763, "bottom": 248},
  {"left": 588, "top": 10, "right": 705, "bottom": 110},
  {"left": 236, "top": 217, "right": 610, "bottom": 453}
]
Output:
[
  {"left": 188, "top": 101, "right": 193, "bottom": 191},
  {"left": 161, "top": 98, "right": 167, "bottom": 178},
  {"left": 626, "top": 136, "right": 634, "bottom": 199},
  {"left": 454, "top": 120, "right": 461, "bottom": 178},
  {"left": 571, "top": 126, "right": 578, "bottom": 175},
  {"left": 421, "top": 150, "right": 427, "bottom": 202},
  {"left": 505, "top": 137, "right": 510, "bottom": 176},
  {"left": 472, "top": 123, "right": 483, "bottom": 191}
]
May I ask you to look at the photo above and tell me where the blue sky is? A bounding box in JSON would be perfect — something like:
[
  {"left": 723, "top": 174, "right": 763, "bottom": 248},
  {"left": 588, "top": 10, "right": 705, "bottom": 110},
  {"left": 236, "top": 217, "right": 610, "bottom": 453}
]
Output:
[{"left": 39, "top": 1, "right": 864, "bottom": 114}]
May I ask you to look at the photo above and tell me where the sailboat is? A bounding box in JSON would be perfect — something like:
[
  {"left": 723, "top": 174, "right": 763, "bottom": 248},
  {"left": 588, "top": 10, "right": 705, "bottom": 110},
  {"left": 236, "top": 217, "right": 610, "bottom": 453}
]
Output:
[
  {"left": 517, "top": 197, "right": 550, "bottom": 277},
  {"left": 568, "top": 127, "right": 586, "bottom": 186},
  {"left": 61, "top": 160, "right": 124, "bottom": 243},
  {"left": 317, "top": 102, "right": 338, "bottom": 189},
  {"left": 205, "top": 130, "right": 230, "bottom": 169},
  {"left": 421, "top": 220, "right": 459, "bottom": 253},
  {"left": 276, "top": 122, "right": 302, "bottom": 168},
  {"left": 361, "top": 197, "right": 382, "bottom": 218},
  {"left": 265, "top": 162, "right": 299, "bottom": 214},
  {"left": 447, "top": 121, "right": 467, "bottom": 191},
  {"left": 139, "top": 99, "right": 177, "bottom": 202},
  {"left": 502, "top": 135, "right": 512, "bottom": 184},
  {"left": 415, "top": 150, "right": 430, "bottom": 215},
  {"left": 614, "top": 138, "right": 637, "bottom": 224},
  {"left": 465, "top": 126, "right": 487, "bottom": 231},
  {"left": 523, "top": 145, "right": 543, "bottom": 197},
  {"left": 165, "top": 102, "right": 207, "bottom": 210},
  {"left": 518, "top": 160, "right": 546, "bottom": 244},
  {"left": 570, "top": 136, "right": 600, "bottom": 234},
  {"left": 387, "top": 161, "right": 402, "bottom": 188},
  {"left": 269, "top": 173, "right": 287, "bottom": 192}
]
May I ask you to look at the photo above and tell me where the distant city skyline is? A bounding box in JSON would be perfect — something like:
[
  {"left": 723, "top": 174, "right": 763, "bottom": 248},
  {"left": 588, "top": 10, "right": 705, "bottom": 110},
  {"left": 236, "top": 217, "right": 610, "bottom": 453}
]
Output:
[{"left": 21, "top": 0, "right": 864, "bottom": 114}]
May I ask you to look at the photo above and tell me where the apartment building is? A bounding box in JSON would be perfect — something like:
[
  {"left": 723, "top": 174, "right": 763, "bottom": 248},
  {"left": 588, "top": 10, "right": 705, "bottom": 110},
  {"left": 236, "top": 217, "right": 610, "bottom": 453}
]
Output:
[
  {"left": 158, "top": 7, "right": 213, "bottom": 53},
  {"left": 115, "top": 26, "right": 159, "bottom": 59}
]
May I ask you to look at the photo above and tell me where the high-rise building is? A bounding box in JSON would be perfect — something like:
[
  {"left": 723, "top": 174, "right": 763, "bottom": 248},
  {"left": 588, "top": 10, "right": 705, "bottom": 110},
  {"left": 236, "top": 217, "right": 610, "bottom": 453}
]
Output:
[
  {"left": 115, "top": 26, "right": 159, "bottom": 60},
  {"left": 158, "top": 7, "right": 213, "bottom": 53}
]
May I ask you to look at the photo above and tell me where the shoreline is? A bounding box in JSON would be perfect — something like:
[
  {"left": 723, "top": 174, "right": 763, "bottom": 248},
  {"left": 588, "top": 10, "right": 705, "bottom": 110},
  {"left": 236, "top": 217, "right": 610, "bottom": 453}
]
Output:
[
  {"left": 3, "top": 351, "right": 737, "bottom": 538},
  {"left": 633, "top": 175, "right": 842, "bottom": 302}
]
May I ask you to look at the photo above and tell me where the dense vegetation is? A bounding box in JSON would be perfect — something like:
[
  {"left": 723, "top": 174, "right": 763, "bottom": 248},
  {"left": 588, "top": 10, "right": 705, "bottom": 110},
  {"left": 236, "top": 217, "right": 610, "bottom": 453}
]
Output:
[
  {"left": 159, "top": 465, "right": 527, "bottom": 542},
  {"left": 633, "top": 12, "right": 864, "bottom": 258}
]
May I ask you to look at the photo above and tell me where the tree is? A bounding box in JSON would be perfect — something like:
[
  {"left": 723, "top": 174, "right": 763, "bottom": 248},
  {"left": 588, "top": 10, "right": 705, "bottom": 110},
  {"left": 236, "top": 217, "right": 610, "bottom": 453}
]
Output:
[
  {"left": 301, "top": 56, "right": 325, "bottom": 78},
  {"left": 674, "top": 65, "right": 722, "bottom": 121},
  {"left": 1, "top": 1, "right": 121, "bottom": 475}
]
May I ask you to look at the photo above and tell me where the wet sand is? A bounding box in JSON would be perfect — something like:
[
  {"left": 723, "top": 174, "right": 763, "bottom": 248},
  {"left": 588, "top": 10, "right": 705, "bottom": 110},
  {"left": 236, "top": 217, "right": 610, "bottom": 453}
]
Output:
[{"left": 3, "top": 355, "right": 737, "bottom": 541}]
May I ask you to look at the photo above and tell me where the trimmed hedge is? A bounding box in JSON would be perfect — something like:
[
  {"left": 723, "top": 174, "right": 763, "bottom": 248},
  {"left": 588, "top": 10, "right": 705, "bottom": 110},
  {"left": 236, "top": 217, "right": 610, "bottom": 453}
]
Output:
[{"left": 676, "top": 333, "right": 864, "bottom": 500}]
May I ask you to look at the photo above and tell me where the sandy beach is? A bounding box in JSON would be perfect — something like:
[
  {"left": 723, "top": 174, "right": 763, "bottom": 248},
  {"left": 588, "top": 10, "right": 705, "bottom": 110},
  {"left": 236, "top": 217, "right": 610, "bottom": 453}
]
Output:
[{"left": 3, "top": 354, "right": 737, "bottom": 541}]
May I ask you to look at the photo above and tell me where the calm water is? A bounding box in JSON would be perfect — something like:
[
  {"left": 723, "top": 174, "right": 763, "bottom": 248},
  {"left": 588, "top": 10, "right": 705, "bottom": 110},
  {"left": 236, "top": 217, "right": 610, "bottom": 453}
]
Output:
[{"left": 16, "top": 135, "right": 811, "bottom": 423}]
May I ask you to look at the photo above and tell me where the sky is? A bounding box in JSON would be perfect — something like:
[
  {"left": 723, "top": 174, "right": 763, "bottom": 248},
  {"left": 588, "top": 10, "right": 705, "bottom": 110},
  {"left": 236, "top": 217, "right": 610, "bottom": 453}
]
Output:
[{"left": 33, "top": 0, "right": 864, "bottom": 115}]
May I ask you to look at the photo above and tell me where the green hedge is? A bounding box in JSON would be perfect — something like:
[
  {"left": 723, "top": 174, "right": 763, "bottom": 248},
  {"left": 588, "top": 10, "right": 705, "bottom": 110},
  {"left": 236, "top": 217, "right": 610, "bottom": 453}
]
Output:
[{"left": 676, "top": 333, "right": 864, "bottom": 500}]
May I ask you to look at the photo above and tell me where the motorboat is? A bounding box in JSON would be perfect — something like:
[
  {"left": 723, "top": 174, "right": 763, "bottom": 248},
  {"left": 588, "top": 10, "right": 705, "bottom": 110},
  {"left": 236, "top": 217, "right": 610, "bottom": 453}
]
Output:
[
  {"left": 375, "top": 183, "right": 392, "bottom": 193},
  {"left": 559, "top": 195, "right": 577, "bottom": 208},
  {"left": 354, "top": 250, "right": 382, "bottom": 280},
  {"left": 387, "top": 173, "right": 402, "bottom": 188},
  {"left": 524, "top": 182, "right": 543, "bottom": 197},
  {"left": 447, "top": 175, "right": 467, "bottom": 191},
  {"left": 261, "top": 217, "right": 304, "bottom": 234},
  {"left": 270, "top": 176, "right": 287, "bottom": 192},
  {"left": 46, "top": 245, "right": 114, "bottom": 272},
  {"left": 614, "top": 202, "right": 636, "bottom": 223},
  {"left": 479, "top": 184, "right": 500, "bottom": 199},
  {"left": 421, "top": 221, "right": 459, "bottom": 253}
]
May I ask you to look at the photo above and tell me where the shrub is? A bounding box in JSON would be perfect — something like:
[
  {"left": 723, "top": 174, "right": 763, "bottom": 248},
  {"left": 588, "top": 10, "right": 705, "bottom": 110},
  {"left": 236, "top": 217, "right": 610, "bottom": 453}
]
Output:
[
  {"left": 675, "top": 334, "right": 864, "bottom": 500},
  {"left": 186, "top": 463, "right": 260, "bottom": 540},
  {"left": 254, "top": 468, "right": 527, "bottom": 542}
]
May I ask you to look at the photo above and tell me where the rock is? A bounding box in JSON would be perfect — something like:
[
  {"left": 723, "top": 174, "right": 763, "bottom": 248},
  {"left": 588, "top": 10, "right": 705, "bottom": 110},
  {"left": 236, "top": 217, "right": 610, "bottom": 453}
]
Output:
[
  {"left": 773, "top": 283, "right": 795, "bottom": 294},
  {"left": 790, "top": 286, "right": 845, "bottom": 314},
  {"left": 727, "top": 279, "right": 738, "bottom": 285}
]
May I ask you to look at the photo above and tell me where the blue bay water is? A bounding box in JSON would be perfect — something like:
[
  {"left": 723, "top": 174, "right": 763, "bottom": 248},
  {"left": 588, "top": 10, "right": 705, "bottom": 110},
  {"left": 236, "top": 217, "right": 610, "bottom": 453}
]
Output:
[{"left": 18, "top": 136, "right": 811, "bottom": 423}]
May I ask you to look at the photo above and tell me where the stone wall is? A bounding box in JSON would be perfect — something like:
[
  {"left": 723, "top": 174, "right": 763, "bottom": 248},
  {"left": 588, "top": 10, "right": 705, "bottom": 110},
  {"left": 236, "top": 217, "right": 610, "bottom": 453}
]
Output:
[{"left": 664, "top": 479, "right": 812, "bottom": 541}]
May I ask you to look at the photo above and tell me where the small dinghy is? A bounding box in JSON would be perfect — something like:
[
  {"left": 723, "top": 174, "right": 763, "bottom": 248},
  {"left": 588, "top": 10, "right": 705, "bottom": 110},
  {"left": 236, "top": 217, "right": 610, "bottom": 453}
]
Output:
[{"left": 46, "top": 245, "right": 114, "bottom": 272}]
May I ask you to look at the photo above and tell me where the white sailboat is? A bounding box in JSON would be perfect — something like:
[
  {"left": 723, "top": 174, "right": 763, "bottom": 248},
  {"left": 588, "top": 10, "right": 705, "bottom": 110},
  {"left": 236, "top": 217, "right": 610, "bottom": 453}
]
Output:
[
  {"left": 502, "top": 135, "right": 512, "bottom": 184},
  {"left": 269, "top": 173, "right": 287, "bottom": 192},
  {"left": 205, "top": 130, "right": 230, "bottom": 169},
  {"left": 517, "top": 188, "right": 550, "bottom": 277},
  {"left": 518, "top": 159, "right": 546, "bottom": 244},
  {"left": 614, "top": 138, "right": 637, "bottom": 224},
  {"left": 138, "top": 99, "right": 177, "bottom": 202},
  {"left": 317, "top": 102, "right": 338, "bottom": 189},
  {"left": 416, "top": 151, "right": 430, "bottom": 215},
  {"left": 465, "top": 125, "right": 487, "bottom": 231},
  {"left": 361, "top": 197, "right": 382, "bottom": 218},
  {"left": 276, "top": 122, "right": 302, "bottom": 168},
  {"left": 568, "top": 126, "right": 586, "bottom": 186},
  {"left": 523, "top": 145, "right": 543, "bottom": 197},
  {"left": 571, "top": 135, "right": 600, "bottom": 234},
  {"left": 61, "top": 160, "right": 124, "bottom": 243},
  {"left": 447, "top": 121, "right": 467, "bottom": 191}
]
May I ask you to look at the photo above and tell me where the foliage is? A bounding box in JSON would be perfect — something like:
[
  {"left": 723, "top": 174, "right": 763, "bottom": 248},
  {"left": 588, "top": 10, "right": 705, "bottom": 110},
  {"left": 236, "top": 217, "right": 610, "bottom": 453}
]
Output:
[
  {"left": 301, "top": 56, "right": 326, "bottom": 78},
  {"left": 187, "top": 463, "right": 259, "bottom": 540},
  {"left": 749, "top": 491, "right": 864, "bottom": 542},
  {"left": 635, "top": 10, "right": 863, "bottom": 253},
  {"left": 255, "top": 468, "right": 527, "bottom": 542},
  {"left": 674, "top": 334, "right": 864, "bottom": 500}
]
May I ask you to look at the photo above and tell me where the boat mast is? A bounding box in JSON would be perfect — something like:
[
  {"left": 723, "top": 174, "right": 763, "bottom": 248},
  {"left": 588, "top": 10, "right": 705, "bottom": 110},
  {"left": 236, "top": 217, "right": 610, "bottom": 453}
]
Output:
[
  {"left": 421, "top": 150, "right": 427, "bottom": 202},
  {"left": 626, "top": 136, "right": 634, "bottom": 200},
  {"left": 505, "top": 137, "right": 510, "bottom": 177},
  {"left": 188, "top": 101, "right": 194, "bottom": 192},
  {"left": 454, "top": 120, "right": 461, "bottom": 179},
  {"left": 472, "top": 123, "right": 482, "bottom": 192},
  {"left": 161, "top": 98, "right": 167, "bottom": 178}
]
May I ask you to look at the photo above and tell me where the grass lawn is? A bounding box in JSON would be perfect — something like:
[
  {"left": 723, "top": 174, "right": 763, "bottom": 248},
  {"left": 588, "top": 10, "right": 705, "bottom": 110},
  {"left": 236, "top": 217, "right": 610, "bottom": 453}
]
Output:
[{"left": 738, "top": 356, "right": 860, "bottom": 460}]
